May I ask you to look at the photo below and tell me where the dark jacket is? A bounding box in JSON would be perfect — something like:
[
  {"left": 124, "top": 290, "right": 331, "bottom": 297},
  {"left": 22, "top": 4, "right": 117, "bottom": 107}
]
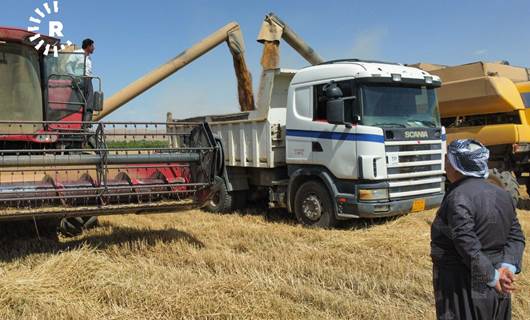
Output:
[{"left": 431, "top": 177, "right": 525, "bottom": 283}]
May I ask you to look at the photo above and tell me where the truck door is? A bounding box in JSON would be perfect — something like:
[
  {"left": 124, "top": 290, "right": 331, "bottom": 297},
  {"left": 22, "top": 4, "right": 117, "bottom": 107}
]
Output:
[{"left": 286, "top": 80, "right": 360, "bottom": 180}]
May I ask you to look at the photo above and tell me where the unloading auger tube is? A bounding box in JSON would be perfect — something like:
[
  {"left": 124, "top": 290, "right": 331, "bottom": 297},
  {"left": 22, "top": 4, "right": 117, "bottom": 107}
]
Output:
[
  {"left": 94, "top": 22, "right": 255, "bottom": 120},
  {"left": 0, "top": 121, "right": 220, "bottom": 221},
  {"left": 257, "top": 12, "right": 324, "bottom": 70}
]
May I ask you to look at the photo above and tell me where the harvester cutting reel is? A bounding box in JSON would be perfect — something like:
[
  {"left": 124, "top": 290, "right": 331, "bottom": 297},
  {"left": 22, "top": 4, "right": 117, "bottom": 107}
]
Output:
[{"left": 0, "top": 120, "right": 220, "bottom": 237}]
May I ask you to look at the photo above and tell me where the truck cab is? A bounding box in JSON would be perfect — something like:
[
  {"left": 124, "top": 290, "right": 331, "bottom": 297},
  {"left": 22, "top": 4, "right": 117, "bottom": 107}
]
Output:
[{"left": 285, "top": 60, "right": 445, "bottom": 225}]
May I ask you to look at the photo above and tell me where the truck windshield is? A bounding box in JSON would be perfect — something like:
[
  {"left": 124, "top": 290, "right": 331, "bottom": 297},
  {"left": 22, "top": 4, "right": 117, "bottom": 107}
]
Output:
[
  {"left": 360, "top": 84, "right": 441, "bottom": 128},
  {"left": 0, "top": 42, "right": 43, "bottom": 122}
]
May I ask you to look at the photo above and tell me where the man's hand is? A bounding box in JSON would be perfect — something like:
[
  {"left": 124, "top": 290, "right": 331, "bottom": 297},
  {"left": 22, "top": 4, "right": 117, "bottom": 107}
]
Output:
[{"left": 495, "top": 267, "right": 516, "bottom": 294}]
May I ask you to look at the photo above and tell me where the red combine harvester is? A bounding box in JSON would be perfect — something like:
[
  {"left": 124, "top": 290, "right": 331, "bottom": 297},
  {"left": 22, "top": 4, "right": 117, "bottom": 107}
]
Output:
[{"left": 0, "top": 27, "right": 220, "bottom": 237}]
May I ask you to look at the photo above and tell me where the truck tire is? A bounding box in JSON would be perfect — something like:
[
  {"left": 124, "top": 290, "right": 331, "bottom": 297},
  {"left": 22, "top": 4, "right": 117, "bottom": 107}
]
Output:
[
  {"left": 294, "top": 180, "right": 337, "bottom": 228},
  {"left": 487, "top": 169, "right": 519, "bottom": 208},
  {"left": 204, "top": 176, "right": 233, "bottom": 213}
]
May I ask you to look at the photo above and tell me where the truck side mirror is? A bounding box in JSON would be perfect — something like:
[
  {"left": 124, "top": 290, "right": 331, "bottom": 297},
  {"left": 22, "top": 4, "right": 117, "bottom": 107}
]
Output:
[
  {"left": 324, "top": 81, "right": 346, "bottom": 125},
  {"left": 93, "top": 91, "right": 104, "bottom": 111},
  {"left": 326, "top": 99, "right": 346, "bottom": 125}
]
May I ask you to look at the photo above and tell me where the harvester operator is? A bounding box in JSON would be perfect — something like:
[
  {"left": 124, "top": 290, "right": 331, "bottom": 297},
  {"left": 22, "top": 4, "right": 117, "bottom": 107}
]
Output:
[{"left": 66, "top": 38, "right": 95, "bottom": 119}]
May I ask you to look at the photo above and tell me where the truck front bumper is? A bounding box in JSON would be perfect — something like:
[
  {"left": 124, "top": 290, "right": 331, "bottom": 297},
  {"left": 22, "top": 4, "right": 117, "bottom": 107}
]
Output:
[{"left": 334, "top": 192, "right": 444, "bottom": 219}]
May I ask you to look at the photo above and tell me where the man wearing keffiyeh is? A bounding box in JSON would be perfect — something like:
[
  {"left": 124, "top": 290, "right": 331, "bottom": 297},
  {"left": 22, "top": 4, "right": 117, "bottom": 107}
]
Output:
[{"left": 431, "top": 139, "right": 525, "bottom": 320}]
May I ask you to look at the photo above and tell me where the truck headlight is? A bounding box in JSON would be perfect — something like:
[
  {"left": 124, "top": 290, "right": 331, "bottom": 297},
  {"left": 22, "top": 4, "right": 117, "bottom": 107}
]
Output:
[{"left": 358, "top": 188, "right": 389, "bottom": 201}]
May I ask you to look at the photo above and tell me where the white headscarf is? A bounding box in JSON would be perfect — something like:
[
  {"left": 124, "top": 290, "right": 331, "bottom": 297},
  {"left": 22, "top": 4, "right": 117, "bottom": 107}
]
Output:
[{"left": 447, "top": 139, "right": 490, "bottom": 178}]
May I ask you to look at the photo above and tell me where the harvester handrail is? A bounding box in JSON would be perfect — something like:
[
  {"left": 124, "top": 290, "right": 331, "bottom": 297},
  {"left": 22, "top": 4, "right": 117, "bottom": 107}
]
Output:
[
  {"left": 0, "top": 163, "right": 190, "bottom": 173},
  {"left": 0, "top": 183, "right": 209, "bottom": 196},
  {"left": 0, "top": 147, "right": 213, "bottom": 153}
]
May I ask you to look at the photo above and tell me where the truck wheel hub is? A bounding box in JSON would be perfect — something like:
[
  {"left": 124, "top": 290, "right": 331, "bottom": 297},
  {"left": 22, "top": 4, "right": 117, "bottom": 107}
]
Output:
[{"left": 302, "top": 194, "right": 322, "bottom": 221}]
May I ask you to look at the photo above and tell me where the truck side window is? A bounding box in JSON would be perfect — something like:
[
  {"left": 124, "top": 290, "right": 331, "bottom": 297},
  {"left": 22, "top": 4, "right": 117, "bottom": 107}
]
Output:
[{"left": 313, "top": 80, "right": 356, "bottom": 122}]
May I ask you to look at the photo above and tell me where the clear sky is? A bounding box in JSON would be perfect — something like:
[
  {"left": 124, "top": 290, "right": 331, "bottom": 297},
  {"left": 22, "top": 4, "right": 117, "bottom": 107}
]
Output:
[{"left": 2, "top": 0, "right": 529, "bottom": 121}]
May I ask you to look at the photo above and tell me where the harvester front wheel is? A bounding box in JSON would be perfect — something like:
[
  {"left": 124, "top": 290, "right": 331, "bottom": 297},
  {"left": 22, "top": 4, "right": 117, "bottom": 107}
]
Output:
[
  {"left": 487, "top": 169, "right": 520, "bottom": 208},
  {"left": 56, "top": 138, "right": 101, "bottom": 237},
  {"left": 59, "top": 216, "right": 99, "bottom": 237}
]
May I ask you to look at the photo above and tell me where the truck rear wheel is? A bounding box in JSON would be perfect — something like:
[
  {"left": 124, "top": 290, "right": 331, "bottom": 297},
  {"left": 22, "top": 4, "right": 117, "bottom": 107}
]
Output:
[
  {"left": 204, "top": 176, "right": 233, "bottom": 213},
  {"left": 294, "top": 180, "right": 337, "bottom": 228},
  {"left": 487, "top": 169, "right": 519, "bottom": 208}
]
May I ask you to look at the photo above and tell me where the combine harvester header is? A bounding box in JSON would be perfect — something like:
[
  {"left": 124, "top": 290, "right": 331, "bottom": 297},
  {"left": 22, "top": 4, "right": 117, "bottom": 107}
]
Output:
[{"left": 0, "top": 121, "right": 218, "bottom": 221}]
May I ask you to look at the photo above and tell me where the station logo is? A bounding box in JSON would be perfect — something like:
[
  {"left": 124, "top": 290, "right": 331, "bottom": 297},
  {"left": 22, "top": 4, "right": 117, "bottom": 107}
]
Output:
[{"left": 27, "top": 1, "right": 73, "bottom": 57}]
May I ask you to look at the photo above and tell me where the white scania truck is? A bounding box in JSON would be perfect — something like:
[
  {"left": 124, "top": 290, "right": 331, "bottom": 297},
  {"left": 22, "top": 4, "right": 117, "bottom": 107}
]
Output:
[{"left": 169, "top": 59, "right": 446, "bottom": 227}]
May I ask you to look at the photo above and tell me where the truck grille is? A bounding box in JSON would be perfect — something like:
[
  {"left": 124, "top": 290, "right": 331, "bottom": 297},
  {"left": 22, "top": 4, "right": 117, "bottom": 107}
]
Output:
[{"left": 385, "top": 140, "right": 444, "bottom": 199}]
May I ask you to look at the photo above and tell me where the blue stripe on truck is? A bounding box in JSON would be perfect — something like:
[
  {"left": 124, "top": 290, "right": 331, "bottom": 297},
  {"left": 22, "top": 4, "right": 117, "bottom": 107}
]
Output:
[{"left": 286, "top": 129, "right": 385, "bottom": 143}]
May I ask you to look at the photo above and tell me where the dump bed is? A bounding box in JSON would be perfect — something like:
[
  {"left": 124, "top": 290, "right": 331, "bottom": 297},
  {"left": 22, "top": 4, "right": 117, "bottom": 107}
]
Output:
[{"left": 168, "top": 69, "right": 296, "bottom": 169}]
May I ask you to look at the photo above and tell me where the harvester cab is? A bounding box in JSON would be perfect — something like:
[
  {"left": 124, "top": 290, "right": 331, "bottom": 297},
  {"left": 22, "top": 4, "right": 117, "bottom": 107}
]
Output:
[
  {"left": 43, "top": 49, "right": 103, "bottom": 125},
  {"left": 0, "top": 27, "right": 220, "bottom": 237},
  {"left": 0, "top": 28, "right": 100, "bottom": 141}
]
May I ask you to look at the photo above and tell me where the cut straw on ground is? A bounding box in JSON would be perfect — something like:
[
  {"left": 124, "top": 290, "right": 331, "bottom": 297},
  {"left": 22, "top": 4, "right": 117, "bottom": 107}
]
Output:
[{"left": 0, "top": 208, "right": 528, "bottom": 319}]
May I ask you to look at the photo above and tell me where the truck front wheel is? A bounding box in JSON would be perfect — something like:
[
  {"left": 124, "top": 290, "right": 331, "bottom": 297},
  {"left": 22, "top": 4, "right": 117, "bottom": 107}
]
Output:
[{"left": 294, "top": 180, "right": 337, "bottom": 228}]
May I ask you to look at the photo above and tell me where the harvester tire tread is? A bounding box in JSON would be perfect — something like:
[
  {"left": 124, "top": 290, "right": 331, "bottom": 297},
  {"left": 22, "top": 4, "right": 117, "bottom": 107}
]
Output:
[
  {"left": 59, "top": 216, "right": 99, "bottom": 237},
  {"left": 487, "top": 169, "right": 520, "bottom": 208},
  {"left": 204, "top": 176, "right": 233, "bottom": 213}
]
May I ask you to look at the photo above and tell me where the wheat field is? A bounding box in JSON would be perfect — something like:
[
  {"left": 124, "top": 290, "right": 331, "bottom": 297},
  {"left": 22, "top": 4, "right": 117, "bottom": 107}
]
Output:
[{"left": 0, "top": 208, "right": 528, "bottom": 320}]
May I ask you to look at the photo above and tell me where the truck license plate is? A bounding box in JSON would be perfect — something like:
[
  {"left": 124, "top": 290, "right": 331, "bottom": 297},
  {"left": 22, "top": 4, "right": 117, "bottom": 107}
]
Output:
[{"left": 411, "top": 199, "right": 425, "bottom": 212}]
